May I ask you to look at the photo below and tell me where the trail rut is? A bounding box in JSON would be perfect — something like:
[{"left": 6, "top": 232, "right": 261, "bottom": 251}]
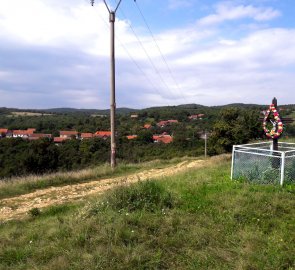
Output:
[{"left": 0, "top": 159, "right": 205, "bottom": 221}]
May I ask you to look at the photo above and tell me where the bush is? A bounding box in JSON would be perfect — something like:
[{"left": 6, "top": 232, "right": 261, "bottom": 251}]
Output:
[
  {"left": 89, "top": 180, "right": 177, "bottom": 214},
  {"left": 29, "top": 207, "right": 41, "bottom": 217}
]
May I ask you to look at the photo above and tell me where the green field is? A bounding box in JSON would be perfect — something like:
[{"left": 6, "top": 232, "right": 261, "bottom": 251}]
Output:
[
  {"left": 0, "top": 156, "right": 294, "bottom": 270},
  {"left": 8, "top": 112, "right": 53, "bottom": 117}
]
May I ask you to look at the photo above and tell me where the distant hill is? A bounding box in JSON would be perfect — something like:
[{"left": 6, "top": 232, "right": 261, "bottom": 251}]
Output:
[
  {"left": 1, "top": 103, "right": 294, "bottom": 116},
  {"left": 0, "top": 107, "right": 138, "bottom": 115},
  {"left": 42, "top": 107, "right": 138, "bottom": 115}
]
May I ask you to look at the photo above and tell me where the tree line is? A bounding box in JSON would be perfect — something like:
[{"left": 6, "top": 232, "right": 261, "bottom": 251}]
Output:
[{"left": 0, "top": 104, "right": 294, "bottom": 178}]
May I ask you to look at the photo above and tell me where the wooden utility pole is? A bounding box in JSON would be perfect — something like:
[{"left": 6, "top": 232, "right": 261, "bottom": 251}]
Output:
[
  {"left": 91, "top": 0, "right": 123, "bottom": 168},
  {"left": 204, "top": 131, "right": 207, "bottom": 158}
]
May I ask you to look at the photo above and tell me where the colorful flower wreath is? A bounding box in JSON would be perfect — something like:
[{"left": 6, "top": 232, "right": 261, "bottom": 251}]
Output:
[{"left": 263, "top": 104, "right": 283, "bottom": 139}]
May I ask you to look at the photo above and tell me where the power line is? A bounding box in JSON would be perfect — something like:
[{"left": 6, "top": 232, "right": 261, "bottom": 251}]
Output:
[
  {"left": 97, "top": 11, "right": 170, "bottom": 106},
  {"left": 134, "top": 1, "right": 189, "bottom": 104},
  {"left": 115, "top": 3, "right": 179, "bottom": 103}
]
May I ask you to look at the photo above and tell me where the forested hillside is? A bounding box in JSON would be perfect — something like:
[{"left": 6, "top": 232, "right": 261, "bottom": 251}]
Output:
[{"left": 0, "top": 103, "right": 294, "bottom": 178}]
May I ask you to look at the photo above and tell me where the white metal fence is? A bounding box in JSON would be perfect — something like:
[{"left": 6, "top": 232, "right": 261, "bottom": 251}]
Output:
[{"left": 231, "top": 142, "right": 295, "bottom": 185}]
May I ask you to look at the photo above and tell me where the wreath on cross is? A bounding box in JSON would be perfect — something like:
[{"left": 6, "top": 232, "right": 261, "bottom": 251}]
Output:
[{"left": 263, "top": 104, "right": 283, "bottom": 139}]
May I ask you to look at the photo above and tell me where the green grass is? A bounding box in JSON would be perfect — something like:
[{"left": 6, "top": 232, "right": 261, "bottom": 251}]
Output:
[
  {"left": 0, "top": 156, "right": 294, "bottom": 269},
  {"left": 281, "top": 137, "right": 295, "bottom": 143},
  {"left": 0, "top": 157, "right": 191, "bottom": 200}
]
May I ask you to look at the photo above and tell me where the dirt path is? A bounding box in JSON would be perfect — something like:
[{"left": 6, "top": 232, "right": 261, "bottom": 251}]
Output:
[{"left": 0, "top": 159, "right": 205, "bottom": 221}]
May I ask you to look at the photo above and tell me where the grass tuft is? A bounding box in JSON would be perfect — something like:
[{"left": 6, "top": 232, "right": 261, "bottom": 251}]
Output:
[
  {"left": 28, "top": 208, "right": 41, "bottom": 217},
  {"left": 88, "top": 180, "right": 178, "bottom": 215}
]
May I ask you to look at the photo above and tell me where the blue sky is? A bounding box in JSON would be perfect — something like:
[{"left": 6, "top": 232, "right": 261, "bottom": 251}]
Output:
[{"left": 0, "top": 0, "right": 294, "bottom": 109}]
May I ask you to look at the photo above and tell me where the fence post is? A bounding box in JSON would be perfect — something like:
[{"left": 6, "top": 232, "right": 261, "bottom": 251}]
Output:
[
  {"left": 231, "top": 146, "right": 235, "bottom": 180},
  {"left": 280, "top": 152, "right": 285, "bottom": 186}
]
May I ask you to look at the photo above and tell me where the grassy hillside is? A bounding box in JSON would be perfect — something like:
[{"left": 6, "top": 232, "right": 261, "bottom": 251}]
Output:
[
  {"left": 0, "top": 158, "right": 191, "bottom": 200},
  {"left": 0, "top": 156, "right": 294, "bottom": 270}
]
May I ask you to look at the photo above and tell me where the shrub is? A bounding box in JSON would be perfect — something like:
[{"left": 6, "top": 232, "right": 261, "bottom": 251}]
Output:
[
  {"left": 89, "top": 180, "right": 177, "bottom": 214},
  {"left": 29, "top": 207, "right": 41, "bottom": 217}
]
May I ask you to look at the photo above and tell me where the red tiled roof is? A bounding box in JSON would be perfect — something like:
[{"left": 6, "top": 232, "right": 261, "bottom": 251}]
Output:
[
  {"left": 0, "top": 128, "right": 8, "bottom": 133},
  {"left": 157, "top": 120, "right": 178, "bottom": 127},
  {"left": 127, "top": 135, "right": 137, "bottom": 140},
  {"left": 54, "top": 137, "right": 70, "bottom": 143},
  {"left": 13, "top": 130, "right": 29, "bottom": 135},
  {"left": 81, "top": 133, "right": 93, "bottom": 139},
  {"left": 95, "top": 131, "right": 111, "bottom": 137},
  {"left": 153, "top": 134, "right": 173, "bottom": 144},
  {"left": 144, "top": 124, "right": 151, "bottom": 129},
  {"left": 27, "top": 128, "right": 36, "bottom": 134},
  {"left": 157, "top": 121, "right": 168, "bottom": 126},
  {"left": 30, "top": 133, "right": 52, "bottom": 138},
  {"left": 60, "top": 131, "right": 78, "bottom": 136}
]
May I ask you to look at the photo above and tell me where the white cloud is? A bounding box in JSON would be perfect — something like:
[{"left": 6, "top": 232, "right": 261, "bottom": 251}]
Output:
[
  {"left": 0, "top": 0, "right": 294, "bottom": 108},
  {"left": 176, "top": 28, "right": 295, "bottom": 68},
  {"left": 198, "top": 2, "right": 281, "bottom": 26},
  {"left": 0, "top": 71, "right": 12, "bottom": 80},
  {"left": 0, "top": 0, "right": 116, "bottom": 55}
]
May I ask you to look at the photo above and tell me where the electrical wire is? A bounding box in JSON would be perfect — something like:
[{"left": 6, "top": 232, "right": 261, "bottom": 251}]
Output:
[
  {"left": 134, "top": 1, "right": 189, "bottom": 104},
  {"left": 115, "top": 3, "right": 181, "bottom": 103},
  {"left": 97, "top": 10, "right": 171, "bottom": 106}
]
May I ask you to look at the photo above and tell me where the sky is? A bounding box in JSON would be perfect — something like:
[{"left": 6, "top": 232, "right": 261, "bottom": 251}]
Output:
[{"left": 0, "top": 0, "right": 294, "bottom": 109}]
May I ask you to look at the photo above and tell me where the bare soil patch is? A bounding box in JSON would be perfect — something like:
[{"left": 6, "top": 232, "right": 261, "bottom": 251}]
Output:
[{"left": 0, "top": 159, "right": 205, "bottom": 221}]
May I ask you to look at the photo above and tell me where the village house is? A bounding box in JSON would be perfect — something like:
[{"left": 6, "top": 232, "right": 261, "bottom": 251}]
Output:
[
  {"left": 0, "top": 128, "right": 9, "bottom": 138},
  {"left": 95, "top": 131, "right": 112, "bottom": 139},
  {"left": 153, "top": 134, "right": 173, "bottom": 144},
  {"left": 54, "top": 137, "right": 70, "bottom": 144},
  {"left": 27, "top": 128, "right": 36, "bottom": 134},
  {"left": 126, "top": 135, "right": 137, "bottom": 140},
  {"left": 188, "top": 114, "right": 205, "bottom": 120},
  {"left": 144, "top": 124, "right": 151, "bottom": 129},
  {"left": 130, "top": 114, "right": 139, "bottom": 118},
  {"left": 12, "top": 130, "right": 29, "bottom": 138},
  {"left": 28, "top": 133, "right": 52, "bottom": 141},
  {"left": 81, "top": 133, "right": 94, "bottom": 140},
  {"left": 0, "top": 128, "right": 52, "bottom": 140},
  {"left": 188, "top": 115, "right": 199, "bottom": 120},
  {"left": 12, "top": 128, "right": 36, "bottom": 138},
  {"left": 59, "top": 131, "right": 79, "bottom": 139},
  {"left": 157, "top": 120, "right": 179, "bottom": 128}
]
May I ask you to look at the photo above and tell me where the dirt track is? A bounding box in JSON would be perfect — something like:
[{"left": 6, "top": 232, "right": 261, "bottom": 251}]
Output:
[{"left": 0, "top": 159, "right": 205, "bottom": 221}]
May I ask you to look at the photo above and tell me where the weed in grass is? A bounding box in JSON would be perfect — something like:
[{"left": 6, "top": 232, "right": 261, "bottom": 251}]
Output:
[
  {"left": 42, "top": 204, "right": 76, "bottom": 217},
  {"left": 28, "top": 208, "right": 41, "bottom": 217},
  {"left": 0, "top": 248, "right": 31, "bottom": 266},
  {"left": 88, "top": 180, "right": 178, "bottom": 215}
]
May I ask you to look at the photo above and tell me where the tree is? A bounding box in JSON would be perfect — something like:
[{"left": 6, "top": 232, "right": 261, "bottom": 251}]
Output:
[
  {"left": 136, "top": 130, "right": 154, "bottom": 144},
  {"left": 24, "top": 139, "right": 59, "bottom": 174},
  {"left": 208, "top": 108, "right": 261, "bottom": 155}
]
